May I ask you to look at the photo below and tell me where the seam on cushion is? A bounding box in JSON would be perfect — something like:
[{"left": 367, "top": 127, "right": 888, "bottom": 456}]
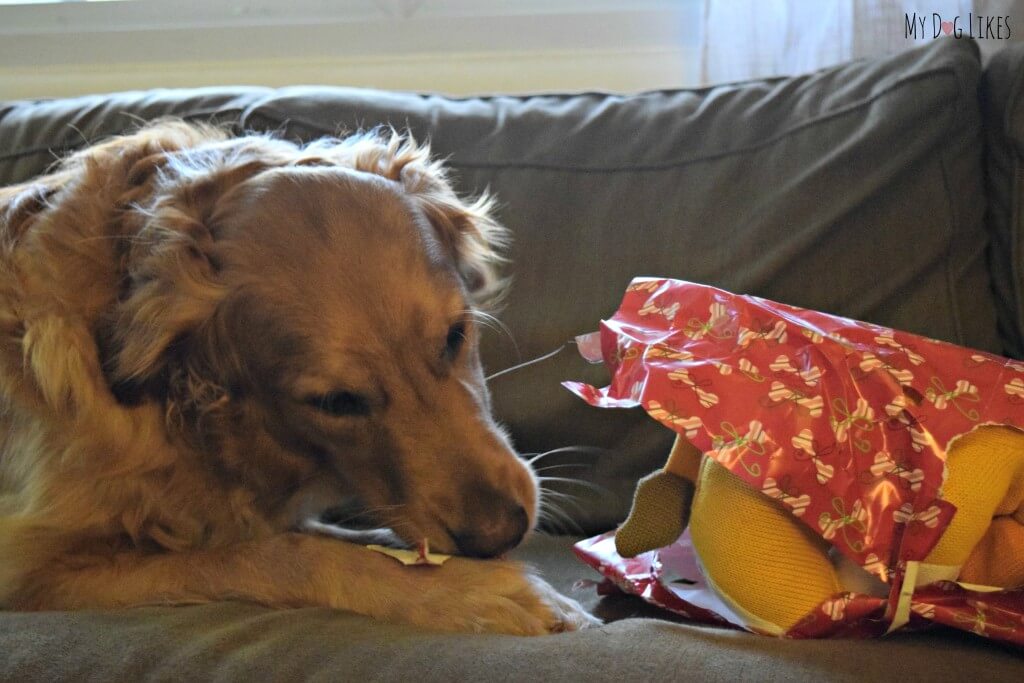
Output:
[
  {"left": 939, "top": 61, "right": 968, "bottom": 348},
  {"left": 249, "top": 67, "right": 961, "bottom": 174},
  {"left": 1004, "top": 58, "right": 1024, "bottom": 351},
  {"left": 0, "top": 107, "right": 246, "bottom": 163},
  {"left": 1012, "top": 157, "right": 1024, "bottom": 351}
]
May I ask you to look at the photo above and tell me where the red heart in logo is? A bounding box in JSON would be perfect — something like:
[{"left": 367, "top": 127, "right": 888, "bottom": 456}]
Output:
[{"left": 941, "top": 20, "right": 954, "bottom": 35}]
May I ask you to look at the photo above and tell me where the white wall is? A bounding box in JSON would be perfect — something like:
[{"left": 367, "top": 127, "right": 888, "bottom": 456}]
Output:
[{"left": 0, "top": 0, "right": 702, "bottom": 100}]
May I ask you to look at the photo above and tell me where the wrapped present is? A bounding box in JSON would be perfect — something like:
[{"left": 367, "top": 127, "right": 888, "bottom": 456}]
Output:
[{"left": 565, "top": 278, "right": 1024, "bottom": 645}]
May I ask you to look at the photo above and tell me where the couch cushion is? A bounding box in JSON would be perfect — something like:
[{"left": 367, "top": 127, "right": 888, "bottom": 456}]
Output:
[
  {"left": 982, "top": 43, "right": 1024, "bottom": 358},
  {"left": 0, "top": 38, "right": 1004, "bottom": 533},
  {"left": 1, "top": 535, "right": 1021, "bottom": 682}
]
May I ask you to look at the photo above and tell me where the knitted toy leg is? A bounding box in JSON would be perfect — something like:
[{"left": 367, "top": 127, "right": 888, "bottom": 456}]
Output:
[
  {"left": 926, "top": 426, "right": 1024, "bottom": 585},
  {"left": 615, "top": 437, "right": 700, "bottom": 558},
  {"left": 689, "top": 458, "right": 840, "bottom": 635}
]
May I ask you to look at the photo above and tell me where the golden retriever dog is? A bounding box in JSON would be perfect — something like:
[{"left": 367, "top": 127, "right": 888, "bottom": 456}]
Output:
[{"left": 0, "top": 121, "right": 596, "bottom": 635}]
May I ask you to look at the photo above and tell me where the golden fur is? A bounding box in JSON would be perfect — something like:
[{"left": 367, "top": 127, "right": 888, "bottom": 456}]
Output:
[{"left": 0, "top": 121, "right": 595, "bottom": 635}]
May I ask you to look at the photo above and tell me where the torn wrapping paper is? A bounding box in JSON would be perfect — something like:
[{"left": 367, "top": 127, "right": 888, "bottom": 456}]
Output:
[
  {"left": 564, "top": 278, "right": 1024, "bottom": 644},
  {"left": 367, "top": 540, "right": 451, "bottom": 566}
]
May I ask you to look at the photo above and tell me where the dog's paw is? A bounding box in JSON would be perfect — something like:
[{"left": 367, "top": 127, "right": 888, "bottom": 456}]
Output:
[
  {"left": 397, "top": 558, "right": 600, "bottom": 636},
  {"left": 524, "top": 574, "right": 602, "bottom": 634}
]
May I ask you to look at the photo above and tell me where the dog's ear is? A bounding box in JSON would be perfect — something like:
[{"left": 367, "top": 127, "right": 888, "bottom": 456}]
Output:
[
  {"left": 411, "top": 184, "right": 508, "bottom": 306},
  {"left": 341, "top": 132, "right": 509, "bottom": 306},
  {"left": 99, "top": 158, "right": 266, "bottom": 406}
]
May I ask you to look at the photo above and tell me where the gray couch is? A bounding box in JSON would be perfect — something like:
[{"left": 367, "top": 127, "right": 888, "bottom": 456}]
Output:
[{"left": 2, "top": 38, "right": 1024, "bottom": 680}]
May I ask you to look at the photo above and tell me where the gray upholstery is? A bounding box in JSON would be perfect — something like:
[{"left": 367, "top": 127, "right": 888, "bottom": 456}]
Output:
[
  {"left": 2, "top": 536, "right": 1023, "bottom": 682},
  {"left": 1, "top": 38, "right": 1023, "bottom": 679}
]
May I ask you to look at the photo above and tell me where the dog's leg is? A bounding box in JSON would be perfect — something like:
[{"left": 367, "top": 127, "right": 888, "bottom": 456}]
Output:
[{"left": 12, "top": 533, "right": 598, "bottom": 635}]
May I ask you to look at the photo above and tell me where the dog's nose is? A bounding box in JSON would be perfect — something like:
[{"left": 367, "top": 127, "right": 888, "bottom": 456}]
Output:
[{"left": 451, "top": 500, "right": 529, "bottom": 558}]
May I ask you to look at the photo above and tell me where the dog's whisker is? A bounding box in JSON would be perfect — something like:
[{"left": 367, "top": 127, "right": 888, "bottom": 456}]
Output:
[
  {"left": 540, "top": 486, "right": 590, "bottom": 512},
  {"left": 355, "top": 504, "right": 407, "bottom": 520},
  {"left": 537, "top": 500, "right": 582, "bottom": 534},
  {"left": 538, "top": 476, "right": 609, "bottom": 496},
  {"left": 465, "top": 315, "right": 504, "bottom": 338},
  {"left": 324, "top": 503, "right": 406, "bottom": 528},
  {"left": 486, "top": 343, "right": 567, "bottom": 382},
  {"left": 530, "top": 462, "right": 590, "bottom": 474},
  {"left": 539, "top": 489, "right": 593, "bottom": 528},
  {"left": 524, "top": 445, "right": 606, "bottom": 467},
  {"left": 540, "top": 488, "right": 587, "bottom": 510},
  {"left": 537, "top": 509, "right": 571, "bottom": 534}
]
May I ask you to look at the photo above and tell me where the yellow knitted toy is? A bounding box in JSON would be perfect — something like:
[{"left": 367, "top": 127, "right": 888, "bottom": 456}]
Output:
[{"left": 616, "top": 426, "right": 1024, "bottom": 635}]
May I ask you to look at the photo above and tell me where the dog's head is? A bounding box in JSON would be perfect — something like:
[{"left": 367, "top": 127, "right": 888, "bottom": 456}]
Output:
[{"left": 100, "top": 130, "right": 537, "bottom": 558}]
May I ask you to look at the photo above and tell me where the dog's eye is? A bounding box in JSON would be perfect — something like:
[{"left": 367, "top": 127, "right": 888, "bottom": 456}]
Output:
[
  {"left": 309, "top": 391, "right": 371, "bottom": 417},
  {"left": 443, "top": 322, "right": 466, "bottom": 362}
]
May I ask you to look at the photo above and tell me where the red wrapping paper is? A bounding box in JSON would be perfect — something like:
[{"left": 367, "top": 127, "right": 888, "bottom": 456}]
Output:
[{"left": 565, "top": 278, "right": 1024, "bottom": 644}]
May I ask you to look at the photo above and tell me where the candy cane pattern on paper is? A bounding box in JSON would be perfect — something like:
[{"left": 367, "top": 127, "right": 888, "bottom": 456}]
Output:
[
  {"left": 767, "top": 381, "right": 824, "bottom": 418},
  {"left": 791, "top": 429, "right": 835, "bottom": 484},
  {"left": 925, "top": 377, "right": 980, "bottom": 420},
  {"left": 738, "top": 358, "right": 765, "bottom": 382},
  {"left": 884, "top": 393, "right": 927, "bottom": 432},
  {"left": 821, "top": 594, "right": 854, "bottom": 622},
  {"left": 885, "top": 394, "right": 909, "bottom": 418},
  {"left": 683, "top": 302, "right": 731, "bottom": 340},
  {"left": 862, "top": 553, "right": 888, "bottom": 580},
  {"left": 869, "top": 451, "right": 924, "bottom": 491},
  {"left": 911, "top": 603, "right": 936, "bottom": 620},
  {"left": 802, "top": 329, "right": 824, "bottom": 344},
  {"left": 645, "top": 400, "right": 703, "bottom": 439},
  {"left": 907, "top": 426, "right": 932, "bottom": 452},
  {"left": 859, "top": 352, "right": 915, "bottom": 386},
  {"left": 1005, "top": 377, "right": 1024, "bottom": 400},
  {"left": 737, "top": 320, "right": 788, "bottom": 349},
  {"left": 819, "top": 497, "right": 868, "bottom": 552},
  {"left": 761, "top": 477, "right": 811, "bottom": 516},
  {"left": 769, "top": 355, "right": 797, "bottom": 374},
  {"left": 799, "top": 366, "right": 823, "bottom": 386},
  {"left": 667, "top": 369, "right": 719, "bottom": 408},
  {"left": 875, "top": 331, "right": 926, "bottom": 365},
  {"left": 953, "top": 601, "right": 1017, "bottom": 637},
  {"left": 769, "top": 354, "right": 823, "bottom": 387},
  {"left": 708, "top": 420, "right": 767, "bottom": 477},
  {"left": 711, "top": 360, "right": 733, "bottom": 375},
  {"left": 627, "top": 280, "right": 660, "bottom": 294},
  {"left": 644, "top": 344, "right": 694, "bottom": 362},
  {"left": 638, "top": 299, "right": 680, "bottom": 322},
  {"left": 892, "top": 502, "right": 941, "bottom": 528},
  {"left": 830, "top": 397, "right": 874, "bottom": 446},
  {"left": 827, "top": 332, "right": 853, "bottom": 347}
]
